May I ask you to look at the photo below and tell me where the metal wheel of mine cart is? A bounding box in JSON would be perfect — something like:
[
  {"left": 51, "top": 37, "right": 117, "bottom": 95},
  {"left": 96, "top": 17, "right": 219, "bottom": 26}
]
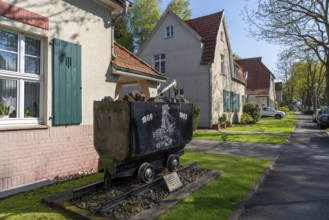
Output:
[
  {"left": 166, "top": 154, "right": 179, "bottom": 172},
  {"left": 138, "top": 162, "right": 155, "bottom": 183}
]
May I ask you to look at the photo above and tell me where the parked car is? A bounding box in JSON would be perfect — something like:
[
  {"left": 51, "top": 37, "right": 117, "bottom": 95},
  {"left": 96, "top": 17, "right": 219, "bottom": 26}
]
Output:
[
  {"left": 261, "top": 106, "right": 286, "bottom": 119},
  {"left": 318, "top": 107, "right": 329, "bottom": 129},
  {"left": 312, "top": 109, "right": 321, "bottom": 123}
]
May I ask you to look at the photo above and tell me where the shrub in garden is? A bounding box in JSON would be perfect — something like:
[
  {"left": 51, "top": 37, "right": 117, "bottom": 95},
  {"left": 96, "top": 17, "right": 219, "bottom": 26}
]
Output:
[
  {"left": 302, "top": 109, "right": 314, "bottom": 115},
  {"left": 218, "top": 113, "right": 227, "bottom": 124},
  {"left": 278, "top": 106, "right": 289, "bottom": 114},
  {"left": 243, "top": 103, "right": 261, "bottom": 124},
  {"left": 192, "top": 105, "right": 201, "bottom": 131},
  {"left": 240, "top": 112, "right": 254, "bottom": 124}
]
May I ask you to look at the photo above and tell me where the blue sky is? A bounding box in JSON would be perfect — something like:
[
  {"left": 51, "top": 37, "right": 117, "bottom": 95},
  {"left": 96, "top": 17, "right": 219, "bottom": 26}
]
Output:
[{"left": 160, "top": 0, "right": 282, "bottom": 75}]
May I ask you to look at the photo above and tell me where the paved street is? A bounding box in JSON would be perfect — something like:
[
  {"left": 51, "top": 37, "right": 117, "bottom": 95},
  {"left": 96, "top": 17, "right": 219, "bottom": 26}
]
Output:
[{"left": 239, "top": 113, "right": 329, "bottom": 220}]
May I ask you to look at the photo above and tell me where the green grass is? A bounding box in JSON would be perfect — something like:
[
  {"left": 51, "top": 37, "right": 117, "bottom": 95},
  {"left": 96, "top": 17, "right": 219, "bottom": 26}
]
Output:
[
  {"left": 0, "top": 153, "right": 270, "bottom": 220},
  {"left": 157, "top": 152, "right": 270, "bottom": 220},
  {"left": 0, "top": 173, "right": 103, "bottom": 220},
  {"left": 227, "top": 112, "right": 297, "bottom": 133},
  {"left": 193, "top": 132, "right": 288, "bottom": 144}
]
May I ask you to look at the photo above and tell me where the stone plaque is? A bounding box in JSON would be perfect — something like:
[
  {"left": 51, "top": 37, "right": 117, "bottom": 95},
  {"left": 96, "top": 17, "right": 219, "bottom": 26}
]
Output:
[{"left": 163, "top": 172, "right": 183, "bottom": 192}]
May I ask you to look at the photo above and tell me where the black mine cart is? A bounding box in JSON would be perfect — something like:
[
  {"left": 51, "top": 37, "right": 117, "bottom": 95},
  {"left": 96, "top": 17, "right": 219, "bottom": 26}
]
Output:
[{"left": 94, "top": 101, "right": 193, "bottom": 184}]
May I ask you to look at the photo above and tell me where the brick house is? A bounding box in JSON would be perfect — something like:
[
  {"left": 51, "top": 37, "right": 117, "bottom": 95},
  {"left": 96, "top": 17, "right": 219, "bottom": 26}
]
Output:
[
  {"left": 235, "top": 57, "right": 276, "bottom": 108},
  {"left": 0, "top": 0, "right": 164, "bottom": 191},
  {"left": 138, "top": 9, "right": 246, "bottom": 128}
]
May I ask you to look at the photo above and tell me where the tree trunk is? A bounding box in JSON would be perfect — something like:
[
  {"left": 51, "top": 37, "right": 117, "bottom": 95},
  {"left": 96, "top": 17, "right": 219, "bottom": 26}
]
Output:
[{"left": 326, "top": 67, "right": 329, "bottom": 105}]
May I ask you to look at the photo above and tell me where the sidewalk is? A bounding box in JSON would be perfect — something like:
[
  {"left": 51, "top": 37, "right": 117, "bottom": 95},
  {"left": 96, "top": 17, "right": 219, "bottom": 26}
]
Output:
[{"left": 238, "top": 113, "right": 329, "bottom": 220}]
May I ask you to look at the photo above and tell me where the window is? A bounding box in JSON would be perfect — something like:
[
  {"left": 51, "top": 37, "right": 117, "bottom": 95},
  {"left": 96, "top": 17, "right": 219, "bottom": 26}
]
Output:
[
  {"left": 165, "top": 25, "right": 174, "bottom": 38},
  {"left": 223, "top": 90, "right": 240, "bottom": 112},
  {"left": 220, "top": 31, "right": 224, "bottom": 41},
  {"left": 234, "top": 64, "right": 239, "bottom": 78},
  {"left": 154, "top": 53, "right": 166, "bottom": 74},
  {"left": 220, "top": 54, "right": 225, "bottom": 74},
  {"left": 176, "top": 88, "right": 184, "bottom": 96},
  {"left": 0, "top": 29, "right": 43, "bottom": 124}
]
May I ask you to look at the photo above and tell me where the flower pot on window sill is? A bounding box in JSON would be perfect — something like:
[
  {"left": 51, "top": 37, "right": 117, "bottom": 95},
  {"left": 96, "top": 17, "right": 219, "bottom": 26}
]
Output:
[{"left": 0, "top": 115, "right": 9, "bottom": 118}]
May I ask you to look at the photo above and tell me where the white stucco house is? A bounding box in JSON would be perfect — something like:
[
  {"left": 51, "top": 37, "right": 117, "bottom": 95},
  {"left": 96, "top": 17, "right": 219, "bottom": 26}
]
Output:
[
  {"left": 138, "top": 9, "right": 246, "bottom": 127},
  {"left": 0, "top": 0, "right": 165, "bottom": 191}
]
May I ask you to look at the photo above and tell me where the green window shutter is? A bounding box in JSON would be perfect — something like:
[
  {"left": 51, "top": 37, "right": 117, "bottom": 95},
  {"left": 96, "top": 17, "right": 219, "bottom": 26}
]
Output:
[
  {"left": 237, "top": 94, "right": 240, "bottom": 111},
  {"left": 53, "top": 38, "right": 82, "bottom": 125},
  {"left": 230, "top": 91, "right": 234, "bottom": 111},
  {"left": 223, "top": 90, "right": 227, "bottom": 111}
]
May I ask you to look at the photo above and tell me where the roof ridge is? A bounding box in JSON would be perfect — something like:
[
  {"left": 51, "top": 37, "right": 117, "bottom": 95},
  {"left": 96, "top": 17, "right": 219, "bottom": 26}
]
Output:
[
  {"left": 114, "top": 42, "right": 161, "bottom": 75},
  {"left": 236, "top": 57, "right": 262, "bottom": 61},
  {"left": 186, "top": 10, "right": 224, "bottom": 22}
]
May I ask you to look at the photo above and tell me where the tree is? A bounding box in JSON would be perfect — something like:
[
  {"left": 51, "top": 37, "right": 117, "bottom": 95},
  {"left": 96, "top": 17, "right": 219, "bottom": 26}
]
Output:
[
  {"left": 128, "top": 0, "right": 161, "bottom": 49},
  {"left": 276, "top": 50, "right": 296, "bottom": 108},
  {"left": 114, "top": 16, "right": 134, "bottom": 52},
  {"left": 277, "top": 49, "right": 326, "bottom": 110},
  {"left": 244, "top": 0, "right": 329, "bottom": 104},
  {"left": 233, "top": 53, "right": 241, "bottom": 61},
  {"left": 168, "top": 0, "right": 192, "bottom": 20}
]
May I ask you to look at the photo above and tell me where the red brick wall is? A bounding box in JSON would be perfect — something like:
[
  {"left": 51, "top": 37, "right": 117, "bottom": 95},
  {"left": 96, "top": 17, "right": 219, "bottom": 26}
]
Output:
[{"left": 0, "top": 125, "right": 98, "bottom": 190}]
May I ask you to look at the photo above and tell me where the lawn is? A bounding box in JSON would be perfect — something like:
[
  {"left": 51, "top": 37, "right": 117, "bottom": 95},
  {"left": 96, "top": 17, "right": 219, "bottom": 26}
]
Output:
[
  {"left": 193, "top": 132, "right": 288, "bottom": 144},
  {"left": 192, "top": 112, "right": 297, "bottom": 144},
  {"left": 157, "top": 152, "right": 270, "bottom": 220},
  {"left": 226, "top": 112, "right": 297, "bottom": 133},
  {"left": 0, "top": 152, "right": 270, "bottom": 220}
]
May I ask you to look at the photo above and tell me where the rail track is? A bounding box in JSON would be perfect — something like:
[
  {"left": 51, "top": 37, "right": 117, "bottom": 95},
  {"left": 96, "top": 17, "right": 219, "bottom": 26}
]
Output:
[{"left": 71, "top": 162, "right": 198, "bottom": 216}]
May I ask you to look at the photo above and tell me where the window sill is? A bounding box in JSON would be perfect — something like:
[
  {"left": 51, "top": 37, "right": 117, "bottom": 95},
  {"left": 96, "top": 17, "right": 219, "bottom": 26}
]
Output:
[{"left": 0, "top": 124, "right": 49, "bottom": 131}]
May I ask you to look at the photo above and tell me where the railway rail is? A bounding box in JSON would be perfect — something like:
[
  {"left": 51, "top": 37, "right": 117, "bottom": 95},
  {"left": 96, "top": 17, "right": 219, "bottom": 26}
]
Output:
[{"left": 71, "top": 162, "right": 198, "bottom": 216}]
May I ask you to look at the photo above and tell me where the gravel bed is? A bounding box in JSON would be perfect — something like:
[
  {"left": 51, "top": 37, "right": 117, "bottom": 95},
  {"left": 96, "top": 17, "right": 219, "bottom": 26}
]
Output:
[{"left": 71, "top": 167, "right": 209, "bottom": 219}]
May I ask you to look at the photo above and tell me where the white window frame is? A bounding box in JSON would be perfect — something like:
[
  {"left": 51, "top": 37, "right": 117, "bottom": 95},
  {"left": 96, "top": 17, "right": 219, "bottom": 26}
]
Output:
[
  {"left": 153, "top": 53, "right": 166, "bottom": 74},
  {"left": 165, "top": 25, "right": 174, "bottom": 38},
  {"left": 0, "top": 28, "right": 44, "bottom": 125}
]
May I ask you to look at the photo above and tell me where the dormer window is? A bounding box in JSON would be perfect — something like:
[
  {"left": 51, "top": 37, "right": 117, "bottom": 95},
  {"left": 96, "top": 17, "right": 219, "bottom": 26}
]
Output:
[{"left": 165, "top": 25, "right": 174, "bottom": 38}]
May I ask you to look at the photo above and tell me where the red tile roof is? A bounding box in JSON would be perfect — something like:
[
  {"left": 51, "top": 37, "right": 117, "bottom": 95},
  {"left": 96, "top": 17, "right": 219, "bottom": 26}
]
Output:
[
  {"left": 235, "top": 57, "right": 272, "bottom": 95},
  {"left": 112, "top": 42, "right": 164, "bottom": 79},
  {"left": 186, "top": 11, "right": 223, "bottom": 64}
]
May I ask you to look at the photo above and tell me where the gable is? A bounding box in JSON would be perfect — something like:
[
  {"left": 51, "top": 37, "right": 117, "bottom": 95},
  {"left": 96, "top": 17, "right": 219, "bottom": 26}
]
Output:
[
  {"left": 186, "top": 11, "right": 223, "bottom": 64},
  {"left": 138, "top": 9, "right": 203, "bottom": 56},
  {"left": 236, "top": 57, "right": 272, "bottom": 95}
]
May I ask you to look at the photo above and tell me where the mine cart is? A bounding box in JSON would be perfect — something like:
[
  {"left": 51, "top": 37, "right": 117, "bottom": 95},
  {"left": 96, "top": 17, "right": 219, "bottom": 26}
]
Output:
[{"left": 94, "top": 101, "right": 193, "bottom": 184}]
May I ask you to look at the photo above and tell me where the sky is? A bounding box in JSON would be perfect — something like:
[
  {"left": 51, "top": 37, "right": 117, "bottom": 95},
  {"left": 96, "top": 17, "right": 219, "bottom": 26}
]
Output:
[{"left": 160, "top": 0, "right": 283, "bottom": 75}]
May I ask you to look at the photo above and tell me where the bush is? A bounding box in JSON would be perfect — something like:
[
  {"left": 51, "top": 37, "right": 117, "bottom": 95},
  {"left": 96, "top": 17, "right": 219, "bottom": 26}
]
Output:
[
  {"left": 240, "top": 112, "right": 254, "bottom": 124},
  {"left": 218, "top": 113, "right": 227, "bottom": 124},
  {"left": 302, "top": 110, "right": 314, "bottom": 115},
  {"left": 278, "top": 106, "right": 289, "bottom": 113},
  {"left": 192, "top": 105, "right": 201, "bottom": 131},
  {"left": 243, "top": 103, "right": 261, "bottom": 124}
]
